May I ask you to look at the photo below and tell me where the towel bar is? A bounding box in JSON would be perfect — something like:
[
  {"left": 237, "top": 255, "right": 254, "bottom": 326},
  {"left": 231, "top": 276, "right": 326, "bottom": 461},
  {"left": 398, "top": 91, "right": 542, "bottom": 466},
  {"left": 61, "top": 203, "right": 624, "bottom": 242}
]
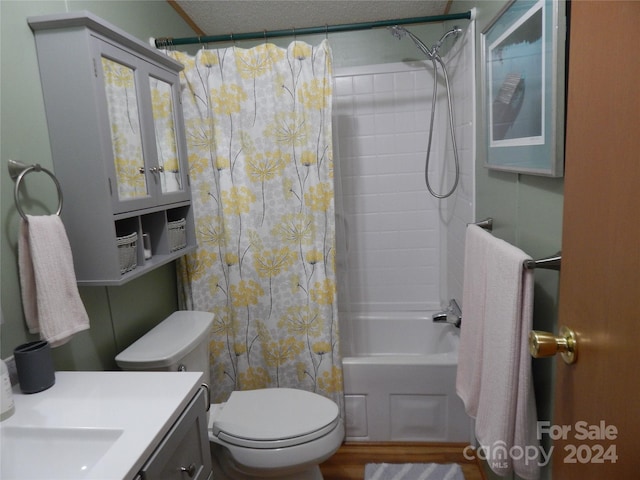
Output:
[
  {"left": 8, "top": 159, "right": 63, "bottom": 221},
  {"left": 470, "top": 217, "right": 493, "bottom": 231},
  {"left": 467, "top": 216, "right": 560, "bottom": 270},
  {"left": 524, "top": 252, "right": 562, "bottom": 271}
]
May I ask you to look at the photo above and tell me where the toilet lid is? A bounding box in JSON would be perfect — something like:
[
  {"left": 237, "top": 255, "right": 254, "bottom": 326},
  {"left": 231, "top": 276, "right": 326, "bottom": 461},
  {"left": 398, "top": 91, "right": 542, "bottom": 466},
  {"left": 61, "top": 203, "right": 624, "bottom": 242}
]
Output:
[{"left": 212, "top": 388, "right": 340, "bottom": 449}]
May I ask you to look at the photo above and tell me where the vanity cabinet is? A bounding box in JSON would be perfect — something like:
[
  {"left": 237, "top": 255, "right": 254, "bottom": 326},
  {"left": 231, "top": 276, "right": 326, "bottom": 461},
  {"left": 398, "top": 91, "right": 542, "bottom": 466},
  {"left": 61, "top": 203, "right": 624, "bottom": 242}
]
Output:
[
  {"left": 138, "top": 387, "right": 212, "bottom": 480},
  {"left": 28, "top": 12, "right": 196, "bottom": 285}
]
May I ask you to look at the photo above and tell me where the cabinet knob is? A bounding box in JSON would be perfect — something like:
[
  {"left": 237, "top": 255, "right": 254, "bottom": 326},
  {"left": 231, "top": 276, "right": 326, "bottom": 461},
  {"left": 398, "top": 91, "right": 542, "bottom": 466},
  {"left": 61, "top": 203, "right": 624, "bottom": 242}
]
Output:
[
  {"left": 138, "top": 166, "right": 165, "bottom": 174},
  {"left": 180, "top": 463, "right": 197, "bottom": 477}
]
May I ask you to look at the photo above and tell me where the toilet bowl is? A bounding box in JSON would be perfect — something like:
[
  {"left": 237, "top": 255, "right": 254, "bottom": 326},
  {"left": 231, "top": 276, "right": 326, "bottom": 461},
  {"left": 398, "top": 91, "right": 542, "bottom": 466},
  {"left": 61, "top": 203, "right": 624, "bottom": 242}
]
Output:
[{"left": 115, "top": 311, "right": 344, "bottom": 480}]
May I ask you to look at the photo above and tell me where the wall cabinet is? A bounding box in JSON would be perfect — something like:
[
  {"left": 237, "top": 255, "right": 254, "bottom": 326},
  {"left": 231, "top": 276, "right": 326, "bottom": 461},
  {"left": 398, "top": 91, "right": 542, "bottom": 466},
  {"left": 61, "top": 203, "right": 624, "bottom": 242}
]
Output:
[{"left": 28, "top": 12, "right": 196, "bottom": 285}]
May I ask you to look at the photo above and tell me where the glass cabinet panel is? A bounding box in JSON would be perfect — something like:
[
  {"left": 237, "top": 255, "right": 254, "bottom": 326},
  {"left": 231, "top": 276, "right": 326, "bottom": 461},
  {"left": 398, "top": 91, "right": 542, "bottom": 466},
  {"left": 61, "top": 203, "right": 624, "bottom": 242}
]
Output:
[
  {"left": 150, "top": 77, "right": 183, "bottom": 194},
  {"left": 101, "top": 57, "right": 148, "bottom": 200}
]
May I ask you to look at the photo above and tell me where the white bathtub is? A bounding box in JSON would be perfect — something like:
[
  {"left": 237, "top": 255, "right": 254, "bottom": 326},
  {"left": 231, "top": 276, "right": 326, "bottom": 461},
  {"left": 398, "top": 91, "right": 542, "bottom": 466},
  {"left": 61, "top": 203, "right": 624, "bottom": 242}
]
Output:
[{"left": 341, "top": 312, "right": 474, "bottom": 442}]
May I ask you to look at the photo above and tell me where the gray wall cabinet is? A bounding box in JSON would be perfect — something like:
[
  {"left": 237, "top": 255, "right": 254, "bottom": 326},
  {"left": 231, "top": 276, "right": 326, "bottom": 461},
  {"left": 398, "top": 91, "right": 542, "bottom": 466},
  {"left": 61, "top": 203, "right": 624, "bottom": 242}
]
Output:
[{"left": 28, "top": 11, "right": 196, "bottom": 286}]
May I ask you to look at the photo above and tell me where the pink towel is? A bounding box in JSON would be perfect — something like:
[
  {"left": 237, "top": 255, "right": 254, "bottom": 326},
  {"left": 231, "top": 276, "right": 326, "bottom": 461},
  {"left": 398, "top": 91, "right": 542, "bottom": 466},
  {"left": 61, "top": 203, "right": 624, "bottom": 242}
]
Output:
[
  {"left": 18, "top": 215, "right": 89, "bottom": 347},
  {"left": 456, "top": 225, "right": 540, "bottom": 479},
  {"left": 456, "top": 224, "right": 491, "bottom": 417}
]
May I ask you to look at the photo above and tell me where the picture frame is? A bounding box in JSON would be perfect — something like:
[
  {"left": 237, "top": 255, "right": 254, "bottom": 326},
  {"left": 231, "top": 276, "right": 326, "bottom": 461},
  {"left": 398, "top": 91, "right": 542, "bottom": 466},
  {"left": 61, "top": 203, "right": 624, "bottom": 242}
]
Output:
[{"left": 482, "top": 0, "right": 566, "bottom": 176}]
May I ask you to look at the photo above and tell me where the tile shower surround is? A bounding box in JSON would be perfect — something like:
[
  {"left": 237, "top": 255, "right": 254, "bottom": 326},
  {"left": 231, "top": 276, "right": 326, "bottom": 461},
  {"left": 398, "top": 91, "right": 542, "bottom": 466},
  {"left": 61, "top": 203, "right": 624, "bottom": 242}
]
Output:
[{"left": 333, "top": 23, "right": 475, "bottom": 314}]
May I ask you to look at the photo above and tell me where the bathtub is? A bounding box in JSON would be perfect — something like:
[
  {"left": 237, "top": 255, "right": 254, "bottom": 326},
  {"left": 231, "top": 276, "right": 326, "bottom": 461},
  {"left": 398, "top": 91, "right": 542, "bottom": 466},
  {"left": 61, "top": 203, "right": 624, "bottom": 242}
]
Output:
[{"left": 341, "top": 311, "right": 474, "bottom": 443}]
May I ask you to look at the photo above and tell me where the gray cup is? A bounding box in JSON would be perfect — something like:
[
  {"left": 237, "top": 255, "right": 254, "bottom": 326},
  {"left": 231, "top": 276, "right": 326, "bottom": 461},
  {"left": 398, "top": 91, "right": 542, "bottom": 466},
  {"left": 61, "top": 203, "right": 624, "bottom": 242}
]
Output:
[{"left": 14, "top": 340, "right": 55, "bottom": 394}]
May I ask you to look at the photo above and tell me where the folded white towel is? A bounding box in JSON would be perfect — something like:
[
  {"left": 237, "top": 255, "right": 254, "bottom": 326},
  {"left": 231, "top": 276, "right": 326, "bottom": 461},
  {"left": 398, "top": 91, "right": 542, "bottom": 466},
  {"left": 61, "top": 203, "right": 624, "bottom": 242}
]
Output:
[
  {"left": 456, "top": 225, "right": 539, "bottom": 479},
  {"left": 18, "top": 215, "right": 89, "bottom": 347}
]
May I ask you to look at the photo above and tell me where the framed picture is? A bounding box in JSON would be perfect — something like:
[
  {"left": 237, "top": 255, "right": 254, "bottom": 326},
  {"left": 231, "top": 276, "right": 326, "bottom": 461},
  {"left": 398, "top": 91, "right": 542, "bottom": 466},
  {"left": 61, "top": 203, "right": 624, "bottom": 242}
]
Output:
[{"left": 482, "top": 0, "right": 566, "bottom": 176}]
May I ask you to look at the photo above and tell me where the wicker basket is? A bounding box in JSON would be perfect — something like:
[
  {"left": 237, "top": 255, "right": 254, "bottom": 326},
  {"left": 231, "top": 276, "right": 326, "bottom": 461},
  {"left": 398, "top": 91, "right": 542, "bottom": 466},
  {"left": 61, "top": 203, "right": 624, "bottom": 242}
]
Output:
[
  {"left": 168, "top": 218, "right": 187, "bottom": 252},
  {"left": 117, "top": 232, "right": 138, "bottom": 274}
]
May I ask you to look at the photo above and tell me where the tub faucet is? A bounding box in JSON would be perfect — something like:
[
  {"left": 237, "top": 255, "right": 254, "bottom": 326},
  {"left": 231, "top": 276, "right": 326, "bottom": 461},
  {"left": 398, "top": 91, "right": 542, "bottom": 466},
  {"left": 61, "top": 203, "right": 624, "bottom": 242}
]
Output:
[{"left": 432, "top": 299, "right": 462, "bottom": 328}]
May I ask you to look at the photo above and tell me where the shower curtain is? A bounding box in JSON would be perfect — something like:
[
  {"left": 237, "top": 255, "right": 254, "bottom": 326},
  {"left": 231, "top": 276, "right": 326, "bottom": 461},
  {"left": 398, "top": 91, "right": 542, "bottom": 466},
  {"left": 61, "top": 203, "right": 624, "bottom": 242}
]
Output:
[{"left": 169, "top": 41, "right": 342, "bottom": 409}]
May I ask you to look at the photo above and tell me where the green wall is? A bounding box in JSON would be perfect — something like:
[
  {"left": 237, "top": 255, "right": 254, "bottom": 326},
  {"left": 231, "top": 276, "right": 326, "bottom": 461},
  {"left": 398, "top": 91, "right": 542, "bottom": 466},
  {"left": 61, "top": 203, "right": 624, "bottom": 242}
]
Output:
[{"left": 0, "top": 1, "right": 195, "bottom": 370}]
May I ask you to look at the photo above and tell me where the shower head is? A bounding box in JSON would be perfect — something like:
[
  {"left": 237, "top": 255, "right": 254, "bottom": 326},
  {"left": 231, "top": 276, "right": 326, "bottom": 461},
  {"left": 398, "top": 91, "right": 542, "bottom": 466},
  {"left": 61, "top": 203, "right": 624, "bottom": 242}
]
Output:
[
  {"left": 435, "top": 26, "right": 463, "bottom": 51},
  {"left": 389, "top": 25, "right": 463, "bottom": 59},
  {"left": 388, "top": 25, "right": 405, "bottom": 40},
  {"left": 388, "top": 25, "right": 434, "bottom": 58}
]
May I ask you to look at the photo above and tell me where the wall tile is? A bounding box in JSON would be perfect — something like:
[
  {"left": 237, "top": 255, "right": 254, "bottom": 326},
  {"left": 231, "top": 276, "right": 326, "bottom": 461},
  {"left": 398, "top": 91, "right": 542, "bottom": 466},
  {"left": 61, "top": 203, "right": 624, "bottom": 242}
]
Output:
[{"left": 335, "top": 32, "right": 475, "bottom": 313}]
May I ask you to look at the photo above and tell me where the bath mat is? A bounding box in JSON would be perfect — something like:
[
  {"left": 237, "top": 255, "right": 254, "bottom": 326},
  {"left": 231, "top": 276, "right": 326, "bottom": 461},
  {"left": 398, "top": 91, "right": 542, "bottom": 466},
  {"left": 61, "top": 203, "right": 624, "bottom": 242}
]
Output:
[{"left": 364, "top": 463, "right": 465, "bottom": 480}]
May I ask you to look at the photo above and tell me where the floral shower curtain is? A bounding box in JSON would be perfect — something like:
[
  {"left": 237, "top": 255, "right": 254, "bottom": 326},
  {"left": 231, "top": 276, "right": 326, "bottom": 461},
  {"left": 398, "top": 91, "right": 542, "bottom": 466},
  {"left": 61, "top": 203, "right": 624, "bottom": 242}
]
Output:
[{"left": 169, "top": 41, "right": 342, "bottom": 409}]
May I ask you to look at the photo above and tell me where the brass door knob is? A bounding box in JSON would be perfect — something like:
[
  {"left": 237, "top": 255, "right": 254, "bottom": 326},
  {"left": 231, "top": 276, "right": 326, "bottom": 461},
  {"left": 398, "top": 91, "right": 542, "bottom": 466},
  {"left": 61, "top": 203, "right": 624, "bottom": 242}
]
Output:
[{"left": 529, "top": 326, "right": 577, "bottom": 364}]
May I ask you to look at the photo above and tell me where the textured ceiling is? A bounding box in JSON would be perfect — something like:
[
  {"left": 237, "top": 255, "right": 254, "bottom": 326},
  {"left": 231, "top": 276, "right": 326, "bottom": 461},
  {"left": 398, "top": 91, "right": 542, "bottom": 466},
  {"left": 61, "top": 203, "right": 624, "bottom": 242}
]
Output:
[{"left": 173, "top": 1, "right": 450, "bottom": 36}]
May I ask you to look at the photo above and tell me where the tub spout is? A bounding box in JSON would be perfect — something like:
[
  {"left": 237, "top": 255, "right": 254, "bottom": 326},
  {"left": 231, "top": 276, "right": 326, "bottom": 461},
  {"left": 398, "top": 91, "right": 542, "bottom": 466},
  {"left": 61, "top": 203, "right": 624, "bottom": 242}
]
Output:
[
  {"left": 432, "top": 299, "right": 462, "bottom": 328},
  {"left": 432, "top": 312, "right": 449, "bottom": 322}
]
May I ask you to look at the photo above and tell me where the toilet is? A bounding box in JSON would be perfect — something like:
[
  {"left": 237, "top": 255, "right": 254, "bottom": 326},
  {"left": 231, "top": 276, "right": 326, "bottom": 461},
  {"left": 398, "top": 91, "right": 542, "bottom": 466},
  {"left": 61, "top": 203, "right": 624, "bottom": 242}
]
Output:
[{"left": 115, "top": 311, "right": 344, "bottom": 480}]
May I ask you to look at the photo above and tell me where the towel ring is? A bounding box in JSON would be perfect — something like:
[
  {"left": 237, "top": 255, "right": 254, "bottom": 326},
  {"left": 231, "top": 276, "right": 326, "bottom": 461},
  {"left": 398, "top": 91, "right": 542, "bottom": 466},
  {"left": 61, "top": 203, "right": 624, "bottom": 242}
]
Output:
[{"left": 9, "top": 160, "right": 63, "bottom": 221}]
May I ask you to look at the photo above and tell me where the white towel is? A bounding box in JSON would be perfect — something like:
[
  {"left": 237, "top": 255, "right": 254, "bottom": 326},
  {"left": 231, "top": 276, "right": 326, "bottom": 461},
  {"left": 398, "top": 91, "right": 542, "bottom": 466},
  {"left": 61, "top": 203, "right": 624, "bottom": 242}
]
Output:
[
  {"left": 456, "top": 225, "right": 540, "bottom": 479},
  {"left": 18, "top": 215, "right": 90, "bottom": 347}
]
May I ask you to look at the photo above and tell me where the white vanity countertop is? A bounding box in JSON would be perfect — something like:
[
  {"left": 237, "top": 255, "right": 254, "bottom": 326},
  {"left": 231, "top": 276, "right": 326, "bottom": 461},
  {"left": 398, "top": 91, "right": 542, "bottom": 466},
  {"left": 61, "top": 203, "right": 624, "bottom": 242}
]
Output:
[{"left": 0, "top": 371, "right": 204, "bottom": 480}]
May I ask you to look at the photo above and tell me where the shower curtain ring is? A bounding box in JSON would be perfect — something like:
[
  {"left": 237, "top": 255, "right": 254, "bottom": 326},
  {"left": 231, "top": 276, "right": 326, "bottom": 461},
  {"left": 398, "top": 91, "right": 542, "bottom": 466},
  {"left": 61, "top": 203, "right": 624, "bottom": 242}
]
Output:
[{"left": 325, "top": 24, "right": 329, "bottom": 40}]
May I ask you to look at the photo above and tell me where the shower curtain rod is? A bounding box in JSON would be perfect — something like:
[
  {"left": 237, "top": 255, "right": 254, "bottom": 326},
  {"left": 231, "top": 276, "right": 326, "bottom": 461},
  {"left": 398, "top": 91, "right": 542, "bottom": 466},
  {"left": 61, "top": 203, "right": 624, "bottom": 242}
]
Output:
[{"left": 154, "top": 11, "right": 472, "bottom": 48}]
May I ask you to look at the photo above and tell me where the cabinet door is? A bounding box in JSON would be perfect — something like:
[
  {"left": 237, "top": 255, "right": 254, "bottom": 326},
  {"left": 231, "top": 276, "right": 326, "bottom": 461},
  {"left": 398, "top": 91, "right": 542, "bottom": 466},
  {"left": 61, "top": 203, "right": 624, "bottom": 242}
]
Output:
[
  {"left": 147, "top": 65, "right": 191, "bottom": 205},
  {"left": 96, "top": 40, "right": 156, "bottom": 213},
  {"left": 140, "top": 388, "right": 212, "bottom": 480}
]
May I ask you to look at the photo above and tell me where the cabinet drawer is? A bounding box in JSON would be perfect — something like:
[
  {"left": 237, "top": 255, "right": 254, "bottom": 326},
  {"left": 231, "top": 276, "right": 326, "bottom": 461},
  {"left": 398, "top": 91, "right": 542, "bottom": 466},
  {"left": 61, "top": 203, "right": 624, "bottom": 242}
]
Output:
[{"left": 139, "top": 387, "right": 212, "bottom": 480}]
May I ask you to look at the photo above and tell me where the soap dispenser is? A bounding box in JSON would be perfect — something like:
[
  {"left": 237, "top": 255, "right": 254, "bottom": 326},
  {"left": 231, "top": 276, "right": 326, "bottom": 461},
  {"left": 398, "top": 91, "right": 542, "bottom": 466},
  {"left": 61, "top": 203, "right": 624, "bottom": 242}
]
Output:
[{"left": 1, "top": 358, "right": 15, "bottom": 421}]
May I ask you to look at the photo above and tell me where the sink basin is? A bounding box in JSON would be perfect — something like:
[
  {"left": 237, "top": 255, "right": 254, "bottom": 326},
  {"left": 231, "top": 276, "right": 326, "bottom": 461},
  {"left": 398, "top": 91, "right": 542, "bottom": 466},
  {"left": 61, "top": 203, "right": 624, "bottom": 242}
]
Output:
[{"left": 0, "top": 426, "right": 123, "bottom": 479}]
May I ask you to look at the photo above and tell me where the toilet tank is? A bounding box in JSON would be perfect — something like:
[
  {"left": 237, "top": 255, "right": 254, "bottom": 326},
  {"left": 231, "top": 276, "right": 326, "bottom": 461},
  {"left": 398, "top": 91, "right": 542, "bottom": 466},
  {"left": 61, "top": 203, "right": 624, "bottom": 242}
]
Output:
[{"left": 115, "top": 311, "right": 213, "bottom": 382}]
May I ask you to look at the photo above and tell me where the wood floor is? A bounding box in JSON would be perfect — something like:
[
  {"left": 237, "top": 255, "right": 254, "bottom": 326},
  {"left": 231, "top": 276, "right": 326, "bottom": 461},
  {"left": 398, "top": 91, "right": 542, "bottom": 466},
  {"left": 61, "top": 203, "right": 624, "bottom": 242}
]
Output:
[{"left": 319, "top": 442, "right": 486, "bottom": 480}]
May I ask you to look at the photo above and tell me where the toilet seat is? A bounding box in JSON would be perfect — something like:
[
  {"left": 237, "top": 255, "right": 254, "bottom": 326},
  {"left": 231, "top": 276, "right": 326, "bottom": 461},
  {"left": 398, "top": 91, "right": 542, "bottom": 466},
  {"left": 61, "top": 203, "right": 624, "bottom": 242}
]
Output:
[{"left": 211, "top": 388, "right": 340, "bottom": 449}]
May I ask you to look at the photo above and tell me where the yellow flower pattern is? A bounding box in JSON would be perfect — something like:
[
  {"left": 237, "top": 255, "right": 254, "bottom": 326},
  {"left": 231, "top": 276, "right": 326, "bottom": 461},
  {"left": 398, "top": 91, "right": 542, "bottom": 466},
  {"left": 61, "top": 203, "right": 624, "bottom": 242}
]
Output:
[
  {"left": 278, "top": 306, "right": 322, "bottom": 337},
  {"left": 254, "top": 247, "right": 295, "bottom": 279},
  {"left": 230, "top": 279, "right": 264, "bottom": 308},
  {"left": 264, "top": 111, "right": 310, "bottom": 147},
  {"left": 310, "top": 278, "right": 336, "bottom": 305},
  {"left": 102, "top": 58, "right": 146, "bottom": 199},
  {"left": 199, "top": 50, "right": 219, "bottom": 68},
  {"left": 238, "top": 366, "right": 270, "bottom": 390},
  {"left": 245, "top": 151, "right": 287, "bottom": 183},
  {"left": 235, "top": 44, "right": 285, "bottom": 80},
  {"left": 305, "top": 182, "right": 333, "bottom": 213},
  {"left": 300, "top": 150, "right": 318, "bottom": 167},
  {"left": 291, "top": 41, "right": 312, "bottom": 60},
  {"left": 318, "top": 366, "right": 343, "bottom": 393},
  {"left": 272, "top": 212, "right": 315, "bottom": 245},
  {"left": 221, "top": 186, "right": 256, "bottom": 216},
  {"left": 169, "top": 41, "right": 342, "bottom": 411},
  {"left": 298, "top": 78, "right": 332, "bottom": 110},
  {"left": 212, "top": 84, "right": 247, "bottom": 116}
]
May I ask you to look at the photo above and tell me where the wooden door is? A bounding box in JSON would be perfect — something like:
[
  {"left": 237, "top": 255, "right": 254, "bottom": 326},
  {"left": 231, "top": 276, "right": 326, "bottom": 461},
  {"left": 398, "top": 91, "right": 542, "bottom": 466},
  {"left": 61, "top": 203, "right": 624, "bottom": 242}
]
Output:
[{"left": 552, "top": 1, "right": 640, "bottom": 477}]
